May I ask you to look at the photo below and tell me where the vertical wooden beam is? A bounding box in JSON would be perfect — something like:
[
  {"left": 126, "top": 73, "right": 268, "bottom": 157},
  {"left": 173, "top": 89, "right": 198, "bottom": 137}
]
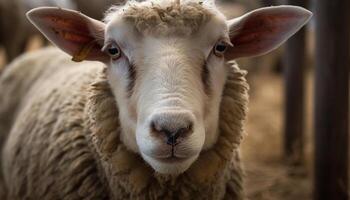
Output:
[
  {"left": 314, "top": 0, "right": 350, "bottom": 199},
  {"left": 283, "top": 0, "right": 308, "bottom": 165}
]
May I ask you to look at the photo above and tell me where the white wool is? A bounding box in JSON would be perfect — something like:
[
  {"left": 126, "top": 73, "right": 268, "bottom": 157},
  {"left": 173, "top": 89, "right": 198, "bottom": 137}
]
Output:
[{"left": 104, "top": 0, "right": 224, "bottom": 36}]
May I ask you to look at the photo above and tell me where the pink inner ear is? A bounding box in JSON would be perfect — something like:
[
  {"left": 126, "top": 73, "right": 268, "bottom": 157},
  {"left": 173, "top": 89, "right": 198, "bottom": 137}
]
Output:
[
  {"left": 227, "top": 9, "right": 308, "bottom": 59},
  {"left": 45, "top": 16, "right": 93, "bottom": 43},
  {"left": 39, "top": 14, "right": 106, "bottom": 61},
  {"left": 27, "top": 7, "right": 108, "bottom": 62}
]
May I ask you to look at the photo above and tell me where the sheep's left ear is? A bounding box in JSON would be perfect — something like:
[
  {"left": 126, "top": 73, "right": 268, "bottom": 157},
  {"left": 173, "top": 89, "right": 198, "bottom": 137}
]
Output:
[
  {"left": 27, "top": 7, "right": 108, "bottom": 62},
  {"left": 225, "top": 6, "right": 312, "bottom": 60}
]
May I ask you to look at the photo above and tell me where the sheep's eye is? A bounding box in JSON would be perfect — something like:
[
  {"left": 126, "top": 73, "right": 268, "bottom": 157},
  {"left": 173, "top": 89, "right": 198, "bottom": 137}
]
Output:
[
  {"left": 108, "top": 47, "right": 119, "bottom": 56},
  {"left": 108, "top": 46, "right": 121, "bottom": 59},
  {"left": 103, "top": 43, "right": 121, "bottom": 60},
  {"left": 214, "top": 42, "right": 228, "bottom": 56}
]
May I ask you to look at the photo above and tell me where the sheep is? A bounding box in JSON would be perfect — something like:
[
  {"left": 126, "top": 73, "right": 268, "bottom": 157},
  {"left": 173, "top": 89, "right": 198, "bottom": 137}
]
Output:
[{"left": 0, "top": 0, "right": 312, "bottom": 199}]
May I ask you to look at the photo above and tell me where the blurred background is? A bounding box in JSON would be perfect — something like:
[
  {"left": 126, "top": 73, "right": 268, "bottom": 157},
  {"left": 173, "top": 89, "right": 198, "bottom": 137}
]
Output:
[{"left": 0, "top": 0, "right": 348, "bottom": 200}]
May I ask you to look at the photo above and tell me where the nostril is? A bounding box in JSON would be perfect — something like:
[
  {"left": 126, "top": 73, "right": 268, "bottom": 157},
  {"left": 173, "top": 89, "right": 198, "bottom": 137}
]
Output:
[
  {"left": 166, "top": 125, "right": 192, "bottom": 145},
  {"left": 167, "top": 135, "right": 178, "bottom": 146},
  {"left": 150, "top": 121, "right": 162, "bottom": 133},
  {"left": 150, "top": 118, "right": 193, "bottom": 145}
]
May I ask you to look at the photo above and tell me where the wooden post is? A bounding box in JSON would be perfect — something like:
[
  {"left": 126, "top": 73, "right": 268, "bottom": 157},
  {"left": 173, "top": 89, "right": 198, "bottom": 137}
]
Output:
[
  {"left": 283, "top": 0, "right": 308, "bottom": 166},
  {"left": 314, "top": 0, "right": 350, "bottom": 199}
]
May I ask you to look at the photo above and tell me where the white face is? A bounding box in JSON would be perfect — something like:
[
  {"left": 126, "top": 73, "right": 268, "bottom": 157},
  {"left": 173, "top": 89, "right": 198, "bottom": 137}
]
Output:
[{"left": 104, "top": 15, "right": 230, "bottom": 174}]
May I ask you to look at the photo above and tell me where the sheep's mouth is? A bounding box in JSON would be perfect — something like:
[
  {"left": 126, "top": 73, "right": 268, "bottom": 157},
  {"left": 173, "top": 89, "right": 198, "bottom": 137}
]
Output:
[
  {"left": 143, "top": 149, "right": 196, "bottom": 164},
  {"left": 156, "top": 156, "right": 189, "bottom": 163}
]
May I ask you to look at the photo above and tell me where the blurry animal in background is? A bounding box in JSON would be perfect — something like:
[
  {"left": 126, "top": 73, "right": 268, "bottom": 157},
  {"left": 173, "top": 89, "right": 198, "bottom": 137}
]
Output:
[{"left": 0, "top": 0, "right": 311, "bottom": 199}]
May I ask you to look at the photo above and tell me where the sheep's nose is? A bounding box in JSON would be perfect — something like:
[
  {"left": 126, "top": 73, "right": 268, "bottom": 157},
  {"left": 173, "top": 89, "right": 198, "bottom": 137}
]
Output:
[{"left": 150, "top": 112, "right": 194, "bottom": 145}]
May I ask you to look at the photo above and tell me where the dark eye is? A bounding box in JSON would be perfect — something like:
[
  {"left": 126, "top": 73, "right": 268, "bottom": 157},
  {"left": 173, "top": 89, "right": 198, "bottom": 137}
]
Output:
[
  {"left": 214, "top": 42, "right": 228, "bottom": 56},
  {"left": 108, "top": 46, "right": 121, "bottom": 59},
  {"left": 108, "top": 47, "right": 119, "bottom": 56},
  {"left": 103, "top": 42, "right": 121, "bottom": 60}
]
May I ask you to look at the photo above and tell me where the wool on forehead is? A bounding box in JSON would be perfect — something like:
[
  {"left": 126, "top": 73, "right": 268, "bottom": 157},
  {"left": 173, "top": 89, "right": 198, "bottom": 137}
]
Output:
[{"left": 104, "top": 0, "right": 217, "bottom": 36}]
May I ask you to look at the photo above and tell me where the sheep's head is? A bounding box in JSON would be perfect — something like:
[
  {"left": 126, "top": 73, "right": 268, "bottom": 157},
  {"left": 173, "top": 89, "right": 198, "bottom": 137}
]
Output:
[{"left": 27, "top": 0, "right": 311, "bottom": 175}]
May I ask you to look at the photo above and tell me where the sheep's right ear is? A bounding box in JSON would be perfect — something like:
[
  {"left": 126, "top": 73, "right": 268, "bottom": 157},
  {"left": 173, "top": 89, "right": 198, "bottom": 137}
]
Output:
[{"left": 27, "top": 7, "right": 108, "bottom": 62}]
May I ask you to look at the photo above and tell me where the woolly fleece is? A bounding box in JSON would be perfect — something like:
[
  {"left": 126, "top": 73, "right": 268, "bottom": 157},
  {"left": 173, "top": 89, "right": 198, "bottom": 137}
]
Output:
[
  {"left": 0, "top": 47, "right": 248, "bottom": 199},
  {"left": 104, "top": 0, "right": 218, "bottom": 36}
]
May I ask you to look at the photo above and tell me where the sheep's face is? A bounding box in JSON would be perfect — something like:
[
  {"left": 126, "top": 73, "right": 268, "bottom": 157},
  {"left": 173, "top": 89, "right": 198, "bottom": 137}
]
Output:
[
  {"left": 105, "top": 13, "right": 230, "bottom": 174},
  {"left": 27, "top": 0, "right": 311, "bottom": 175}
]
